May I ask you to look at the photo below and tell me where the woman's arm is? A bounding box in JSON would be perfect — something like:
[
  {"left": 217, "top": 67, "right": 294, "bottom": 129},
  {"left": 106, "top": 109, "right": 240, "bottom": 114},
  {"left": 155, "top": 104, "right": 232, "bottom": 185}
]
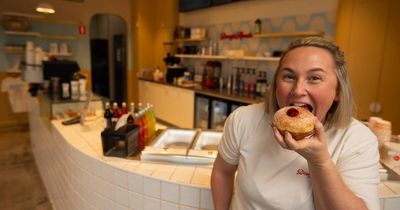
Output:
[
  {"left": 308, "top": 159, "right": 367, "bottom": 210},
  {"left": 211, "top": 154, "right": 238, "bottom": 210},
  {"left": 272, "top": 117, "right": 369, "bottom": 210}
]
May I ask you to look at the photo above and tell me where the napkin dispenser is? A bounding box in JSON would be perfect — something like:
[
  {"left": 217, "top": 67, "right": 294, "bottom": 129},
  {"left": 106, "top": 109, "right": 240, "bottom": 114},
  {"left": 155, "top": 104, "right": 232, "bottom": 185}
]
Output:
[{"left": 101, "top": 124, "right": 140, "bottom": 157}]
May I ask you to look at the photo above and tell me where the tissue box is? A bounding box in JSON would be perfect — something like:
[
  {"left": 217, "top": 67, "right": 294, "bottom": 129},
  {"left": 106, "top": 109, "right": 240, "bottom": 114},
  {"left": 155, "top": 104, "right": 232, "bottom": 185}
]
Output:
[{"left": 101, "top": 124, "right": 140, "bottom": 157}]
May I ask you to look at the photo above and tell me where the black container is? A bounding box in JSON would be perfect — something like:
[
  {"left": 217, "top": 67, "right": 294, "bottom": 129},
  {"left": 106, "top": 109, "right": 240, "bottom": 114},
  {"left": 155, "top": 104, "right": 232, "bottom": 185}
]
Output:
[
  {"left": 166, "top": 66, "right": 187, "bottom": 83},
  {"left": 101, "top": 124, "right": 140, "bottom": 157}
]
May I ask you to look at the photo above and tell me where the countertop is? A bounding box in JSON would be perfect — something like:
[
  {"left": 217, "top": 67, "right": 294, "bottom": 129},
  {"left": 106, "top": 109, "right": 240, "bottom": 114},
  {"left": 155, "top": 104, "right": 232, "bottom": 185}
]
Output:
[{"left": 139, "top": 77, "right": 265, "bottom": 104}]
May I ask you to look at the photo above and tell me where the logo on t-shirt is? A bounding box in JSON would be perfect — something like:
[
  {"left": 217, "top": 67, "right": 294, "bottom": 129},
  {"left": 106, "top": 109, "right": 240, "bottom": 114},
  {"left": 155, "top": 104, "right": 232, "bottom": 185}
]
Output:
[{"left": 296, "top": 169, "right": 310, "bottom": 177}]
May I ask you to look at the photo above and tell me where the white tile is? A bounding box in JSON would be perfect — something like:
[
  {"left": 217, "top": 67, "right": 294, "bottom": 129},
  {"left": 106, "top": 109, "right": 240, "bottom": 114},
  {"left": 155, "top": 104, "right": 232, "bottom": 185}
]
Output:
[
  {"left": 128, "top": 172, "right": 144, "bottom": 193},
  {"left": 101, "top": 180, "right": 116, "bottom": 201},
  {"left": 101, "top": 162, "right": 115, "bottom": 183},
  {"left": 123, "top": 161, "right": 141, "bottom": 172},
  {"left": 115, "top": 167, "right": 129, "bottom": 188},
  {"left": 180, "top": 185, "right": 200, "bottom": 208},
  {"left": 179, "top": 205, "right": 198, "bottom": 210},
  {"left": 135, "top": 163, "right": 158, "bottom": 176},
  {"left": 383, "top": 197, "right": 400, "bottom": 210},
  {"left": 115, "top": 185, "right": 130, "bottom": 207},
  {"left": 114, "top": 202, "right": 130, "bottom": 210},
  {"left": 191, "top": 167, "right": 212, "bottom": 187},
  {"left": 144, "top": 196, "right": 161, "bottom": 210},
  {"left": 129, "top": 191, "right": 143, "bottom": 210},
  {"left": 384, "top": 181, "right": 400, "bottom": 194},
  {"left": 152, "top": 164, "right": 177, "bottom": 180},
  {"left": 161, "top": 201, "right": 179, "bottom": 210},
  {"left": 170, "top": 166, "right": 195, "bottom": 184},
  {"left": 161, "top": 181, "right": 179, "bottom": 203},
  {"left": 98, "top": 197, "right": 115, "bottom": 210},
  {"left": 200, "top": 189, "right": 214, "bottom": 210},
  {"left": 379, "top": 183, "right": 396, "bottom": 197},
  {"left": 380, "top": 198, "right": 384, "bottom": 210},
  {"left": 89, "top": 173, "right": 103, "bottom": 194},
  {"left": 144, "top": 177, "right": 161, "bottom": 198}
]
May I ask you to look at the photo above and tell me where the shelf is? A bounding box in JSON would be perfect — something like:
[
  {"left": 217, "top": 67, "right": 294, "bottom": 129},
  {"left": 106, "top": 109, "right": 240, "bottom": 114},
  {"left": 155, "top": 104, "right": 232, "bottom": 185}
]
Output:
[
  {"left": 4, "top": 31, "right": 40, "bottom": 37},
  {"left": 2, "top": 12, "right": 79, "bottom": 25},
  {"left": 4, "top": 47, "right": 73, "bottom": 57},
  {"left": 4, "top": 30, "right": 76, "bottom": 40},
  {"left": 175, "top": 54, "right": 280, "bottom": 61},
  {"left": 253, "top": 31, "right": 324, "bottom": 38},
  {"left": 164, "top": 38, "right": 207, "bottom": 44},
  {"left": 47, "top": 53, "right": 73, "bottom": 57}
]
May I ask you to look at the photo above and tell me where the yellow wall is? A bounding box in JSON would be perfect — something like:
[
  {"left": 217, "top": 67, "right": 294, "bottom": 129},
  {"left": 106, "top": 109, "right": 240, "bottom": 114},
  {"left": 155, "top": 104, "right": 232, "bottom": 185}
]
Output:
[
  {"left": 336, "top": 0, "right": 400, "bottom": 133},
  {"left": 129, "top": 0, "right": 178, "bottom": 103}
]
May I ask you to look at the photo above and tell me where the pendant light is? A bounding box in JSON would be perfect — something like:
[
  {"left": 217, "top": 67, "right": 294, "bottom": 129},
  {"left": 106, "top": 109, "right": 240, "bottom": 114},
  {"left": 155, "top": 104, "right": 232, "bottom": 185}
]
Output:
[{"left": 36, "top": 2, "right": 55, "bottom": 14}]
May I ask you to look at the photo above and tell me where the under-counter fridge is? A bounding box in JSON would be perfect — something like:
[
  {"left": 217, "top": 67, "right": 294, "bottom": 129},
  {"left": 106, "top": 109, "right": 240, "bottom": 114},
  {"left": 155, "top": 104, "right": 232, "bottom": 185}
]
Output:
[{"left": 194, "top": 93, "right": 247, "bottom": 131}]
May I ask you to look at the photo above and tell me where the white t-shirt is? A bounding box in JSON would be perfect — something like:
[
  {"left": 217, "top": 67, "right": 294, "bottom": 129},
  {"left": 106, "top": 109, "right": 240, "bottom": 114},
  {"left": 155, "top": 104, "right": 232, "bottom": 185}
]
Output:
[{"left": 218, "top": 103, "right": 380, "bottom": 210}]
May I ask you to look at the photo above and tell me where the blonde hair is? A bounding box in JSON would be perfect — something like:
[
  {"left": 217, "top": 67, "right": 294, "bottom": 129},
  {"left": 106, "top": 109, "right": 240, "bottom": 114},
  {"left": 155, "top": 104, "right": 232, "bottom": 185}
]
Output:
[{"left": 266, "top": 37, "right": 354, "bottom": 129}]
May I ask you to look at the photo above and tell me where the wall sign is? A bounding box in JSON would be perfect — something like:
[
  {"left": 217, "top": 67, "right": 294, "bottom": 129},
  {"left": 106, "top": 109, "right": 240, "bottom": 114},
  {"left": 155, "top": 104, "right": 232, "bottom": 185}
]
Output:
[{"left": 220, "top": 31, "right": 252, "bottom": 40}]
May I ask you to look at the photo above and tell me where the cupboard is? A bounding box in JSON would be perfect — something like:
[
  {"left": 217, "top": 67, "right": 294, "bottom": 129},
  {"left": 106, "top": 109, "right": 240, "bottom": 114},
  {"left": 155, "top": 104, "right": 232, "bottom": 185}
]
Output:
[{"left": 336, "top": 0, "right": 400, "bottom": 133}]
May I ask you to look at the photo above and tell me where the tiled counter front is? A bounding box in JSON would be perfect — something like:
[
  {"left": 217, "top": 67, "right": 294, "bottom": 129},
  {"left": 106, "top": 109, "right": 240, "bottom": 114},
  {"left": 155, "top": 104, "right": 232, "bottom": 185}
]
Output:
[
  {"left": 29, "top": 97, "right": 400, "bottom": 210},
  {"left": 29, "top": 97, "right": 214, "bottom": 210}
]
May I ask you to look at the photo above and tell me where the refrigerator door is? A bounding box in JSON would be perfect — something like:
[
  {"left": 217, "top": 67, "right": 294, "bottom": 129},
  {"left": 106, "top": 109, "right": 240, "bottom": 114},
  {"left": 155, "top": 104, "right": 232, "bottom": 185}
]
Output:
[
  {"left": 195, "top": 95, "right": 210, "bottom": 129},
  {"left": 210, "top": 100, "right": 229, "bottom": 131},
  {"left": 230, "top": 104, "right": 241, "bottom": 113}
]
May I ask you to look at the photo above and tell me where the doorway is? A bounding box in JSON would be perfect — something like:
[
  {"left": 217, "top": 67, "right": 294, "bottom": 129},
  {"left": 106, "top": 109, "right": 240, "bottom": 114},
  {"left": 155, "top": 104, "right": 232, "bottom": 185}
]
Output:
[{"left": 89, "top": 14, "right": 127, "bottom": 103}]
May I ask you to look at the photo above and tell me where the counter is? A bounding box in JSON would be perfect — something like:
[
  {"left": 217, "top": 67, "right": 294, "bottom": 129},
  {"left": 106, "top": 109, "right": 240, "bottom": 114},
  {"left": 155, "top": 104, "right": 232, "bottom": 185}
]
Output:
[
  {"left": 29, "top": 96, "right": 400, "bottom": 210},
  {"left": 139, "top": 77, "right": 264, "bottom": 105}
]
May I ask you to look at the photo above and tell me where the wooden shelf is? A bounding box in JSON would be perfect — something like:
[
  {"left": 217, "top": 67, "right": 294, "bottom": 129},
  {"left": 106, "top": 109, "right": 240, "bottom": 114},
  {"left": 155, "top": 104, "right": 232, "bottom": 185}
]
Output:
[
  {"left": 253, "top": 31, "right": 324, "bottom": 38},
  {"left": 175, "top": 54, "right": 280, "bottom": 62},
  {"left": 2, "top": 12, "right": 79, "bottom": 25},
  {"left": 47, "top": 53, "right": 73, "bottom": 57},
  {"left": 4, "top": 31, "right": 40, "bottom": 37},
  {"left": 4, "top": 30, "right": 76, "bottom": 40},
  {"left": 164, "top": 38, "right": 207, "bottom": 44}
]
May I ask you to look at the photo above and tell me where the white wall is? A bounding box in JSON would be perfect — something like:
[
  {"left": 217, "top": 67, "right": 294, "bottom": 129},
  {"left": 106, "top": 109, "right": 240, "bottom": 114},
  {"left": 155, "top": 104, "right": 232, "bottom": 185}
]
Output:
[{"left": 0, "top": 0, "right": 131, "bottom": 70}]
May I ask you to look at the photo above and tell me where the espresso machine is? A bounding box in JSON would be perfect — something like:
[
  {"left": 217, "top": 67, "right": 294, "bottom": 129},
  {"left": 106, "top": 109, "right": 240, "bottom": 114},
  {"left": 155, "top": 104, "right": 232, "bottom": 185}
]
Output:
[{"left": 164, "top": 53, "right": 186, "bottom": 83}]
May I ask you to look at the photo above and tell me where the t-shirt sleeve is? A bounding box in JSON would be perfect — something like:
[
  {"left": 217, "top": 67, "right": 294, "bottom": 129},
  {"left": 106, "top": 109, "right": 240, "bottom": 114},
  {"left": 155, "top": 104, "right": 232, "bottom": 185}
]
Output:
[
  {"left": 336, "top": 131, "right": 380, "bottom": 210},
  {"left": 218, "top": 108, "right": 241, "bottom": 165}
]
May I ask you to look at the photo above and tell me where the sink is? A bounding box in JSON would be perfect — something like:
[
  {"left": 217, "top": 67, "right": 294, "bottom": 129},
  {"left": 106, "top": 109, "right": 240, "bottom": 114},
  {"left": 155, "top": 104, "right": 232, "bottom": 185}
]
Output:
[
  {"left": 141, "top": 129, "right": 222, "bottom": 164},
  {"left": 188, "top": 131, "right": 222, "bottom": 158}
]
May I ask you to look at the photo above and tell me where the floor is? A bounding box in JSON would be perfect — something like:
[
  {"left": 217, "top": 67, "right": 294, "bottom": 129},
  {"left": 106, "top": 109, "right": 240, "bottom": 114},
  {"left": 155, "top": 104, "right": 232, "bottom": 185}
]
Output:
[{"left": 0, "top": 125, "right": 53, "bottom": 210}]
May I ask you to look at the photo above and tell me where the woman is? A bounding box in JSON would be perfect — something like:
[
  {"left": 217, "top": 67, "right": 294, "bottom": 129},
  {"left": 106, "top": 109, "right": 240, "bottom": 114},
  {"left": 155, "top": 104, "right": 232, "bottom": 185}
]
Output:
[{"left": 211, "top": 37, "right": 380, "bottom": 210}]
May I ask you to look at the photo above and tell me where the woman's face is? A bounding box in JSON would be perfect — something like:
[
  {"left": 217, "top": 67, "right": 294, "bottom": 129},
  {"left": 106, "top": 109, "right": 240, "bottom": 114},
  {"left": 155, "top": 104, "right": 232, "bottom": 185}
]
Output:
[{"left": 275, "top": 46, "right": 339, "bottom": 123}]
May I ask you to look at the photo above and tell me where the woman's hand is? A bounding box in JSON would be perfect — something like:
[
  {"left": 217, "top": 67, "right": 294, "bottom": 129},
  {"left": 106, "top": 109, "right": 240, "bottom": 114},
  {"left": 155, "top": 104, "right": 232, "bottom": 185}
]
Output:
[{"left": 271, "top": 117, "right": 330, "bottom": 167}]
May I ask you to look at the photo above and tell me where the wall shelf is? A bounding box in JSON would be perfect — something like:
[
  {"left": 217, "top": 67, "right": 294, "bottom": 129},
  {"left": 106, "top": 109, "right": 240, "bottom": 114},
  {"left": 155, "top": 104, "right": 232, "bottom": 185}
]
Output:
[
  {"left": 164, "top": 38, "right": 207, "bottom": 45},
  {"left": 2, "top": 12, "right": 79, "bottom": 25},
  {"left": 175, "top": 54, "right": 280, "bottom": 62},
  {"left": 4, "top": 30, "right": 76, "bottom": 40},
  {"left": 253, "top": 31, "right": 324, "bottom": 38}
]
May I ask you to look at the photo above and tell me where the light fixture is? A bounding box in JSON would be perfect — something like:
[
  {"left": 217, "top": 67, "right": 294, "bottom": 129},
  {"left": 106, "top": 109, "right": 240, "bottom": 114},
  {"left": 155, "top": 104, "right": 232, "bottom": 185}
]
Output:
[{"left": 36, "top": 3, "right": 55, "bottom": 14}]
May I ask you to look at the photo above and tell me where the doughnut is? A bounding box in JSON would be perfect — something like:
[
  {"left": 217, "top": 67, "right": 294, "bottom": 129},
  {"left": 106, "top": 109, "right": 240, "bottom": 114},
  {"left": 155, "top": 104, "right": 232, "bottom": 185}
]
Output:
[{"left": 273, "top": 106, "right": 315, "bottom": 140}]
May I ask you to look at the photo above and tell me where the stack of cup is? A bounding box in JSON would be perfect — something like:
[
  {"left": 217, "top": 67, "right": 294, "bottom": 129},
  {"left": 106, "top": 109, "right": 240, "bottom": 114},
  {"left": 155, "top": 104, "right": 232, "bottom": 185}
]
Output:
[{"left": 369, "top": 117, "right": 392, "bottom": 158}]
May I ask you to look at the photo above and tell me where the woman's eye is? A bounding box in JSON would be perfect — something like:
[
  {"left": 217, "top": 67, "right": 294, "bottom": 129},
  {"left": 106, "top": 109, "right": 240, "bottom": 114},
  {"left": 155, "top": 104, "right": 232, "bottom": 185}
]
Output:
[
  {"left": 308, "top": 75, "right": 321, "bottom": 82},
  {"left": 282, "top": 74, "right": 295, "bottom": 81}
]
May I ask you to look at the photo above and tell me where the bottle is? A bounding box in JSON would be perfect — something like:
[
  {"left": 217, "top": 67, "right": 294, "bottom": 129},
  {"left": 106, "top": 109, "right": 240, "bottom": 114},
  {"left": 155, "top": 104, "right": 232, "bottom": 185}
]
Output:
[
  {"left": 104, "top": 102, "right": 112, "bottom": 129},
  {"left": 111, "top": 102, "right": 119, "bottom": 129},
  {"left": 127, "top": 102, "right": 135, "bottom": 124},
  {"left": 135, "top": 102, "right": 142, "bottom": 113},
  {"left": 256, "top": 71, "right": 263, "bottom": 95},
  {"left": 134, "top": 113, "right": 145, "bottom": 151},
  {"left": 120, "top": 102, "right": 127, "bottom": 115},
  {"left": 147, "top": 103, "right": 157, "bottom": 138},
  {"left": 139, "top": 110, "right": 149, "bottom": 145},
  {"left": 260, "top": 71, "right": 268, "bottom": 96},
  {"left": 254, "top": 18, "right": 262, "bottom": 34}
]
